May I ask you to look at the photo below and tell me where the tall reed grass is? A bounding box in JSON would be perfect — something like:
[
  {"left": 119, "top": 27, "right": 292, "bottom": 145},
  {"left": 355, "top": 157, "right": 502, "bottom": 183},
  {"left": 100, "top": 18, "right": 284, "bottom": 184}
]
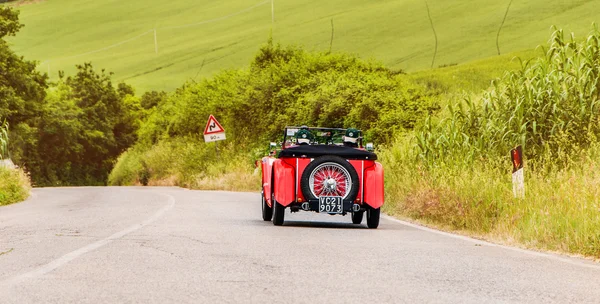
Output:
[
  {"left": 0, "top": 120, "right": 8, "bottom": 160},
  {"left": 384, "top": 26, "right": 600, "bottom": 258},
  {"left": 381, "top": 139, "right": 600, "bottom": 257},
  {"left": 417, "top": 26, "right": 600, "bottom": 170}
]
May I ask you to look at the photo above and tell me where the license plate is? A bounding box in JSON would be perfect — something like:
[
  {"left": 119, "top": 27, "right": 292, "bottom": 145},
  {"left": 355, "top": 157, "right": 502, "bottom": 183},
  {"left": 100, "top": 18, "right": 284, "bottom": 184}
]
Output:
[{"left": 319, "top": 196, "right": 343, "bottom": 213}]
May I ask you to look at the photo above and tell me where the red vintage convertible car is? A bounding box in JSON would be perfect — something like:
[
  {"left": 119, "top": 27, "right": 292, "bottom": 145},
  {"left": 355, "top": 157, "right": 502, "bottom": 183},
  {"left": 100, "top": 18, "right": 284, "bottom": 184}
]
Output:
[{"left": 260, "top": 126, "right": 384, "bottom": 228}]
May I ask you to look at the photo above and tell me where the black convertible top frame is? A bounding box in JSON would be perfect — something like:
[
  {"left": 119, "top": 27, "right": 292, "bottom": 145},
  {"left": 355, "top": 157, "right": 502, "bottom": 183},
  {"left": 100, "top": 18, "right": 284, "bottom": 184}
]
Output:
[
  {"left": 281, "top": 126, "right": 363, "bottom": 149},
  {"left": 277, "top": 144, "right": 377, "bottom": 160},
  {"left": 277, "top": 126, "right": 376, "bottom": 160}
]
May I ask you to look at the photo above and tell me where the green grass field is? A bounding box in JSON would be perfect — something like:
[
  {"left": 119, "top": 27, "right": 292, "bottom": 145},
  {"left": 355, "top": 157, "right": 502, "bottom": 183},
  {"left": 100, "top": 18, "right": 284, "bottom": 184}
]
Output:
[{"left": 5, "top": 0, "right": 600, "bottom": 92}]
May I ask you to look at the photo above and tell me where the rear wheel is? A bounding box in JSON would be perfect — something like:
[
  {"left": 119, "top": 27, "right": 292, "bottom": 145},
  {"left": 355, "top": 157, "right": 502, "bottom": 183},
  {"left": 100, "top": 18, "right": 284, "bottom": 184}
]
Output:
[
  {"left": 272, "top": 197, "right": 285, "bottom": 226},
  {"left": 300, "top": 155, "right": 359, "bottom": 202},
  {"left": 366, "top": 206, "right": 380, "bottom": 229},
  {"left": 351, "top": 211, "right": 364, "bottom": 224},
  {"left": 261, "top": 190, "right": 272, "bottom": 221}
]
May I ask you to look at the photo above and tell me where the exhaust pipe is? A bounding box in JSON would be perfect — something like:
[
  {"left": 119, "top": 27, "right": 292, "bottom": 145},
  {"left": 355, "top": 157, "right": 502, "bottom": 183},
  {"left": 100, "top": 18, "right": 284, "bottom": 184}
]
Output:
[
  {"left": 352, "top": 204, "right": 361, "bottom": 212},
  {"left": 301, "top": 202, "right": 310, "bottom": 211}
]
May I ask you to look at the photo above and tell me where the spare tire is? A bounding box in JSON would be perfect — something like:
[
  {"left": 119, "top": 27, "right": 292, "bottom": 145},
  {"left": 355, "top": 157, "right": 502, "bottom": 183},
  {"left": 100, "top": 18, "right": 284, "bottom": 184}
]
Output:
[{"left": 300, "top": 155, "right": 359, "bottom": 202}]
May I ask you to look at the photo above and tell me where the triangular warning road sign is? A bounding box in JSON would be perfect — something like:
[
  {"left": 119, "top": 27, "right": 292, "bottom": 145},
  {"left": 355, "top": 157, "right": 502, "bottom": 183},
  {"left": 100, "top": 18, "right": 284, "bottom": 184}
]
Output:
[{"left": 203, "top": 115, "right": 225, "bottom": 135}]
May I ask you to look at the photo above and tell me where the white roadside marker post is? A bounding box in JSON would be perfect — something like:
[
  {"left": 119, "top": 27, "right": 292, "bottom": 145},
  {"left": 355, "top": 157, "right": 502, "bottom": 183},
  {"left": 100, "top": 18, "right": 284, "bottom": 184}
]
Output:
[{"left": 511, "top": 145, "right": 525, "bottom": 198}]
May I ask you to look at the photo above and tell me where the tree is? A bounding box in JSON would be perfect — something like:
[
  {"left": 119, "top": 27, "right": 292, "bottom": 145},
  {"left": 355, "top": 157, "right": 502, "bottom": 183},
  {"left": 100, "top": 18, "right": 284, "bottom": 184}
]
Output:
[
  {"left": 40, "top": 63, "right": 139, "bottom": 184},
  {"left": 24, "top": 63, "right": 140, "bottom": 185},
  {"left": 1, "top": 8, "right": 139, "bottom": 185},
  {"left": 0, "top": 7, "right": 47, "bottom": 179},
  {"left": 0, "top": 6, "right": 22, "bottom": 38},
  {"left": 140, "top": 90, "right": 167, "bottom": 110},
  {"left": 0, "top": 7, "right": 48, "bottom": 125}
]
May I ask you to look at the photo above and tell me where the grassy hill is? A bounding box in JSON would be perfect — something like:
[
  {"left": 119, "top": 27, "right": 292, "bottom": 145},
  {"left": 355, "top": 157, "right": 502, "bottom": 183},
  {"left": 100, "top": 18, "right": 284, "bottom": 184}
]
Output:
[{"left": 5, "top": 0, "right": 600, "bottom": 92}]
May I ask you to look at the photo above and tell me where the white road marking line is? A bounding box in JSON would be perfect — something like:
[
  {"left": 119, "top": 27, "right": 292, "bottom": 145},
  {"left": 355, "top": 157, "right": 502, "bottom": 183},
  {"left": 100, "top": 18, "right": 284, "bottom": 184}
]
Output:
[
  {"left": 382, "top": 214, "right": 600, "bottom": 270},
  {"left": 1, "top": 191, "right": 176, "bottom": 287}
]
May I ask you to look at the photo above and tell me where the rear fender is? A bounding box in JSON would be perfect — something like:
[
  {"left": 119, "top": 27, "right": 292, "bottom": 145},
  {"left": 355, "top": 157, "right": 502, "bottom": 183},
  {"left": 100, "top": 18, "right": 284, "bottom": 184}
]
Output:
[
  {"left": 273, "top": 158, "right": 296, "bottom": 207},
  {"left": 294, "top": 158, "right": 311, "bottom": 202},
  {"left": 348, "top": 160, "right": 367, "bottom": 203},
  {"left": 261, "top": 157, "right": 276, "bottom": 207},
  {"left": 363, "top": 162, "right": 384, "bottom": 209}
]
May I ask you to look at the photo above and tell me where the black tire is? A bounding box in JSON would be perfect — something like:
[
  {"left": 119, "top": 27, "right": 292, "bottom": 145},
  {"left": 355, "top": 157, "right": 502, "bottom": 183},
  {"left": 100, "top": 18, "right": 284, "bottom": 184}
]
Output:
[
  {"left": 351, "top": 211, "right": 364, "bottom": 224},
  {"left": 366, "top": 206, "right": 380, "bottom": 229},
  {"left": 300, "top": 155, "right": 359, "bottom": 202},
  {"left": 272, "top": 198, "right": 285, "bottom": 226},
  {"left": 261, "top": 190, "right": 273, "bottom": 221}
]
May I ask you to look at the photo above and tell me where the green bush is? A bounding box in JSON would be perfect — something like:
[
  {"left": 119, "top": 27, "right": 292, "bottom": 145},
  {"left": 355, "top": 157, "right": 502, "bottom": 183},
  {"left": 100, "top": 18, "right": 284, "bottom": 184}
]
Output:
[
  {"left": 0, "top": 166, "right": 30, "bottom": 206},
  {"left": 120, "top": 42, "right": 437, "bottom": 189},
  {"left": 1, "top": 7, "right": 143, "bottom": 186},
  {"left": 8, "top": 64, "right": 142, "bottom": 186},
  {"left": 109, "top": 137, "right": 259, "bottom": 191},
  {"left": 138, "top": 42, "right": 438, "bottom": 147},
  {"left": 108, "top": 147, "right": 145, "bottom": 186}
]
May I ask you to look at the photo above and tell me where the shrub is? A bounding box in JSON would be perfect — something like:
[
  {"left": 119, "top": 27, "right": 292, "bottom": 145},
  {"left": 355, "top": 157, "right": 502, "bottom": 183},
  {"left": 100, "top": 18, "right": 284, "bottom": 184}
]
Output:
[
  {"left": 121, "top": 43, "right": 437, "bottom": 190},
  {"left": 138, "top": 42, "right": 438, "bottom": 148},
  {"left": 0, "top": 166, "right": 30, "bottom": 206},
  {"left": 109, "top": 137, "right": 260, "bottom": 191},
  {"left": 16, "top": 64, "right": 142, "bottom": 186}
]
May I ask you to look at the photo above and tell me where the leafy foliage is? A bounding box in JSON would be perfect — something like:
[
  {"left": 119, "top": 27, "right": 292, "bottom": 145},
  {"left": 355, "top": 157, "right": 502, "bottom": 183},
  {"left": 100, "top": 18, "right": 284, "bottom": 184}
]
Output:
[
  {"left": 0, "top": 7, "right": 47, "bottom": 127},
  {"left": 140, "top": 90, "right": 167, "bottom": 110},
  {"left": 0, "top": 165, "right": 30, "bottom": 206},
  {"left": 0, "top": 6, "right": 22, "bottom": 39},
  {"left": 109, "top": 137, "right": 260, "bottom": 191},
  {"left": 139, "top": 42, "right": 437, "bottom": 147},
  {"left": 114, "top": 42, "right": 438, "bottom": 185},
  {"left": 22, "top": 64, "right": 141, "bottom": 185},
  {"left": 1, "top": 5, "right": 141, "bottom": 186}
]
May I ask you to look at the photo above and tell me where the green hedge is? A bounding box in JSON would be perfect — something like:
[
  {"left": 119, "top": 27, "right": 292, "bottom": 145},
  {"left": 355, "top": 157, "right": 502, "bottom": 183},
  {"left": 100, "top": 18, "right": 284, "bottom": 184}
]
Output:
[{"left": 0, "top": 165, "right": 30, "bottom": 206}]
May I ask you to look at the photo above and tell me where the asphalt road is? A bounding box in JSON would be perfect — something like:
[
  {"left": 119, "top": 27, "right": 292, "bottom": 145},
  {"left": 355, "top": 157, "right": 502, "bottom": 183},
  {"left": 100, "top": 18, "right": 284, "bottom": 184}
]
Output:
[{"left": 1, "top": 187, "right": 599, "bottom": 303}]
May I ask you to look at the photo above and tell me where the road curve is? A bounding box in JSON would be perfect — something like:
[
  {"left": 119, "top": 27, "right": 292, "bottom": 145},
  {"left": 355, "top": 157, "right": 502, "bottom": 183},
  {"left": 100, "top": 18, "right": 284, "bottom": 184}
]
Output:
[{"left": 0, "top": 187, "right": 599, "bottom": 303}]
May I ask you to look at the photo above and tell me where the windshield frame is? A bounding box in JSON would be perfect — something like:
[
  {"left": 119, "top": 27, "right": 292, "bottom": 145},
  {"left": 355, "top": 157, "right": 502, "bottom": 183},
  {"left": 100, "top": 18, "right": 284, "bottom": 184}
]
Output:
[{"left": 281, "top": 126, "right": 363, "bottom": 149}]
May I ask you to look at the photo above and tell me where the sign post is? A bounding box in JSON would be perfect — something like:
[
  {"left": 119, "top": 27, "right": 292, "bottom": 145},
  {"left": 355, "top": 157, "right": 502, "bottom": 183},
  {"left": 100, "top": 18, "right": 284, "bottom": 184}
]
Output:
[
  {"left": 511, "top": 145, "right": 525, "bottom": 198},
  {"left": 204, "top": 115, "right": 226, "bottom": 158},
  {"left": 203, "top": 115, "right": 226, "bottom": 142}
]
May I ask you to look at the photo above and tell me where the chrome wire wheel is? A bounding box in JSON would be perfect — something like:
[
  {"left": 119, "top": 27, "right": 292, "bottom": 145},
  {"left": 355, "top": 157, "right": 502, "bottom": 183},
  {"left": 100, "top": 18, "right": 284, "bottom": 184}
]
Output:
[{"left": 308, "top": 162, "right": 352, "bottom": 199}]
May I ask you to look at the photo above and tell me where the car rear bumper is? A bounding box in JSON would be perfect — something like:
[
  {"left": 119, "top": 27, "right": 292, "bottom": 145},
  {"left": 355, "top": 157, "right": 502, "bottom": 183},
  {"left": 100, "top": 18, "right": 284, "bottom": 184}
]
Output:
[{"left": 294, "top": 199, "right": 362, "bottom": 214}]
